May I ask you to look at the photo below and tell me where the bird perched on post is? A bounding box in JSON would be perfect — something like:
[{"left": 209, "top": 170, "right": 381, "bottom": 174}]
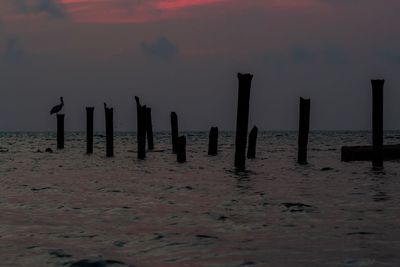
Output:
[{"left": 50, "top": 97, "right": 64, "bottom": 115}]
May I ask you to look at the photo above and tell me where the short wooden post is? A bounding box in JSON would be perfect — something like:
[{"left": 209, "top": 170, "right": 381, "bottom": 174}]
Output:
[
  {"left": 297, "top": 97, "right": 310, "bottom": 164},
  {"left": 171, "top": 112, "right": 179, "bottom": 153},
  {"left": 177, "top": 136, "right": 186, "bottom": 163},
  {"left": 372, "top": 79, "right": 384, "bottom": 169},
  {"left": 208, "top": 127, "right": 218, "bottom": 156},
  {"left": 247, "top": 126, "right": 258, "bottom": 159},
  {"left": 86, "top": 107, "right": 94, "bottom": 154},
  {"left": 145, "top": 107, "right": 154, "bottom": 150},
  {"left": 104, "top": 103, "right": 114, "bottom": 157},
  {"left": 234, "top": 73, "right": 253, "bottom": 170},
  {"left": 57, "top": 114, "right": 65, "bottom": 149},
  {"left": 135, "top": 97, "right": 146, "bottom": 160}
]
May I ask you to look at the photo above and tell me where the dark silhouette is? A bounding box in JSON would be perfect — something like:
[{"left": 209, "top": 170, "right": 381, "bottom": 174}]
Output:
[
  {"left": 372, "top": 80, "right": 384, "bottom": 169},
  {"left": 50, "top": 97, "right": 64, "bottom": 115},
  {"left": 86, "top": 107, "right": 94, "bottom": 154},
  {"left": 298, "top": 98, "right": 310, "bottom": 164},
  {"left": 247, "top": 126, "right": 258, "bottom": 159},
  {"left": 171, "top": 112, "right": 179, "bottom": 153},
  {"left": 57, "top": 114, "right": 64, "bottom": 149},
  {"left": 145, "top": 107, "right": 154, "bottom": 150},
  {"left": 104, "top": 103, "right": 114, "bottom": 157},
  {"left": 177, "top": 135, "right": 186, "bottom": 163},
  {"left": 135, "top": 96, "right": 146, "bottom": 159},
  {"left": 234, "top": 73, "right": 253, "bottom": 170},
  {"left": 208, "top": 127, "right": 218, "bottom": 156}
]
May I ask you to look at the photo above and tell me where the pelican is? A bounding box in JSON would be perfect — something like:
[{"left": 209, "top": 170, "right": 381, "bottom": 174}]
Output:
[{"left": 50, "top": 97, "right": 64, "bottom": 115}]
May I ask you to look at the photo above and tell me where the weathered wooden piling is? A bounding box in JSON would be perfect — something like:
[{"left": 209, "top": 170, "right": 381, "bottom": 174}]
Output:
[
  {"left": 208, "top": 127, "right": 218, "bottom": 156},
  {"left": 234, "top": 73, "right": 253, "bottom": 170},
  {"left": 171, "top": 112, "right": 179, "bottom": 153},
  {"left": 57, "top": 114, "right": 65, "bottom": 149},
  {"left": 104, "top": 103, "right": 114, "bottom": 157},
  {"left": 372, "top": 79, "right": 384, "bottom": 169},
  {"left": 298, "top": 97, "right": 311, "bottom": 164},
  {"left": 247, "top": 126, "right": 258, "bottom": 159},
  {"left": 135, "top": 97, "right": 146, "bottom": 159},
  {"left": 86, "top": 107, "right": 94, "bottom": 154},
  {"left": 177, "top": 136, "right": 186, "bottom": 163},
  {"left": 145, "top": 107, "right": 154, "bottom": 150}
]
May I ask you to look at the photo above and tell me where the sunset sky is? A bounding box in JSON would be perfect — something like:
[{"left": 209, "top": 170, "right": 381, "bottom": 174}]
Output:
[{"left": 0, "top": 0, "right": 399, "bottom": 131}]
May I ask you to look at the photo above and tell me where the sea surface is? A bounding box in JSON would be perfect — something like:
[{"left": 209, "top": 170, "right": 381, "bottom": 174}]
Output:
[{"left": 0, "top": 131, "right": 400, "bottom": 267}]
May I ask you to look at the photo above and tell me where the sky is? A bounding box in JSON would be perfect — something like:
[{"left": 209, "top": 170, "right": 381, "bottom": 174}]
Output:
[{"left": 0, "top": 0, "right": 399, "bottom": 131}]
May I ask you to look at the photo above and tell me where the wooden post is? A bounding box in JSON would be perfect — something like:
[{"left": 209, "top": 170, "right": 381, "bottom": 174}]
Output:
[
  {"left": 171, "top": 112, "right": 179, "bottom": 153},
  {"left": 135, "top": 96, "right": 146, "bottom": 160},
  {"left": 372, "top": 79, "right": 384, "bottom": 169},
  {"left": 177, "top": 136, "right": 186, "bottom": 163},
  {"left": 145, "top": 107, "right": 154, "bottom": 150},
  {"left": 247, "top": 126, "right": 258, "bottom": 159},
  {"left": 57, "top": 114, "right": 64, "bottom": 149},
  {"left": 208, "top": 127, "right": 218, "bottom": 156},
  {"left": 297, "top": 97, "right": 310, "bottom": 164},
  {"left": 86, "top": 107, "right": 94, "bottom": 154},
  {"left": 104, "top": 103, "right": 114, "bottom": 157},
  {"left": 234, "top": 73, "right": 253, "bottom": 170}
]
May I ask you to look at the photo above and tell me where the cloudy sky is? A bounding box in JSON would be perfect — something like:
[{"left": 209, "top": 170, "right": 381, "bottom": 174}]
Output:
[{"left": 0, "top": 0, "right": 399, "bottom": 131}]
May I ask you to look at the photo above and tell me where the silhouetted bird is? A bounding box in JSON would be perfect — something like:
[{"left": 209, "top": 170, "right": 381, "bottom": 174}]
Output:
[
  {"left": 104, "top": 102, "right": 107, "bottom": 109},
  {"left": 50, "top": 97, "right": 64, "bottom": 115}
]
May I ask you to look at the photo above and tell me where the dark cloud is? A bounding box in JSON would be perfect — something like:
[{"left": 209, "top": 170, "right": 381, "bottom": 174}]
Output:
[
  {"left": 3, "top": 37, "right": 25, "bottom": 64},
  {"left": 141, "top": 37, "right": 179, "bottom": 60},
  {"left": 15, "top": 0, "right": 66, "bottom": 18}
]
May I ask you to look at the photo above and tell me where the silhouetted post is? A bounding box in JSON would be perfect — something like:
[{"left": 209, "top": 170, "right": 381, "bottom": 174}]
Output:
[
  {"left": 104, "top": 104, "right": 114, "bottom": 157},
  {"left": 135, "top": 97, "right": 146, "bottom": 159},
  {"left": 171, "top": 112, "right": 179, "bottom": 153},
  {"left": 86, "top": 107, "right": 94, "bottom": 154},
  {"left": 297, "top": 97, "right": 310, "bottom": 164},
  {"left": 57, "top": 114, "right": 64, "bottom": 149},
  {"left": 145, "top": 107, "right": 154, "bottom": 150},
  {"left": 234, "top": 73, "right": 253, "bottom": 170},
  {"left": 247, "top": 126, "right": 258, "bottom": 159},
  {"left": 208, "top": 127, "right": 218, "bottom": 156},
  {"left": 177, "top": 136, "right": 186, "bottom": 163},
  {"left": 372, "top": 80, "right": 384, "bottom": 169}
]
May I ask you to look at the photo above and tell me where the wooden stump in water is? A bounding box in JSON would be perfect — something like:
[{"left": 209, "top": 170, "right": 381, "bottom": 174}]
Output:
[
  {"left": 177, "top": 136, "right": 186, "bottom": 163},
  {"left": 372, "top": 79, "right": 384, "bottom": 169},
  {"left": 57, "top": 114, "right": 65, "bottom": 149},
  {"left": 135, "top": 96, "right": 146, "bottom": 160},
  {"left": 171, "top": 112, "right": 179, "bottom": 153},
  {"left": 208, "top": 127, "right": 218, "bottom": 156},
  {"left": 104, "top": 104, "right": 114, "bottom": 157},
  {"left": 297, "top": 98, "right": 310, "bottom": 164},
  {"left": 145, "top": 107, "right": 154, "bottom": 150},
  {"left": 234, "top": 73, "right": 253, "bottom": 170},
  {"left": 86, "top": 107, "right": 94, "bottom": 154},
  {"left": 247, "top": 126, "right": 258, "bottom": 159}
]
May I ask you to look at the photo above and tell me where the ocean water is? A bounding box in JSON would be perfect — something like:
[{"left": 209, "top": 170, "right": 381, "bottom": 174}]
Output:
[{"left": 0, "top": 131, "right": 400, "bottom": 267}]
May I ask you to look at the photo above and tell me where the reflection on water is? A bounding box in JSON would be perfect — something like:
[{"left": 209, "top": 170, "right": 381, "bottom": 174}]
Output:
[{"left": 0, "top": 131, "right": 399, "bottom": 267}]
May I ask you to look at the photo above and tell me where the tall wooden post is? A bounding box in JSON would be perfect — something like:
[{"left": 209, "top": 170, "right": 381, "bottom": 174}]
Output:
[
  {"left": 372, "top": 79, "right": 384, "bottom": 169},
  {"left": 145, "top": 107, "right": 154, "bottom": 150},
  {"left": 208, "top": 127, "right": 218, "bottom": 156},
  {"left": 298, "top": 97, "right": 310, "bottom": 164},
  {"left": 247, "top": 126, "right": 258, "bottom": 159},
  {"left": 104, "top": 103, "right": 114, "bottom": 157},
  {"left": 234, "top": 73, "right": 253, "bottom": 170},
  {"left": 177, "top": 136, "right": 186, "bottom": 163},
  {"left": 171, "top": 112, "right": 179, "bottom": 153},
  {"left": 57, "top": 114, "right": 65, "bottom": 149},
  {"left": 86, "top": 107, "right": 94, "bottom": 154},
  {"left": 135, "top": 96, "right": 146, "bottom": 160}
]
